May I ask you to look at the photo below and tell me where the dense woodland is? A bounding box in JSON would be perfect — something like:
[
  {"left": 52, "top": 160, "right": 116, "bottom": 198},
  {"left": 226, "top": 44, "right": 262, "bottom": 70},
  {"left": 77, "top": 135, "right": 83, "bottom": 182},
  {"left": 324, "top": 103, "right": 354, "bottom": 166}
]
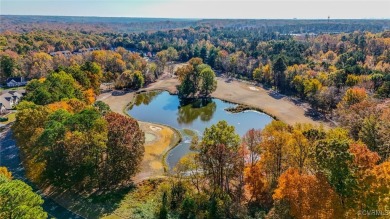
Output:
[{"left": 0, "top": 18, "right": 389, "bottom": 218}]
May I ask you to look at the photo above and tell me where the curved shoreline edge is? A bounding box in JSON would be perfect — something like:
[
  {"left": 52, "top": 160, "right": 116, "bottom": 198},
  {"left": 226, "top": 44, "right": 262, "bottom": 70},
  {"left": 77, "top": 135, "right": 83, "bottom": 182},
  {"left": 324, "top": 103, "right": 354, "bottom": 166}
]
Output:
[
  {"left": 123, "top": 90, "right": 182, "bottom": 174},
  {"left": 126, "top": 89, "right": 278, "bottom": 174}
]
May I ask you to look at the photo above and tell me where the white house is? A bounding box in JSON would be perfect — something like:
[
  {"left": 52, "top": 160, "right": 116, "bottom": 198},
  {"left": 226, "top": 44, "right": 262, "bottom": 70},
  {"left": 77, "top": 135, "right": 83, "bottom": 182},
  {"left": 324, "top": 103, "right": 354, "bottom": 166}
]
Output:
[
  {"left": 6, "top": 77, "right": 27, "bottom": 87},
  {"left": 0, "top": 95, "right": 14, "bottom": 111},
  {"left": 0, "top": 103, "right": 6, "bottom": 114},
  {"left": 0, "top": 91, "right": 24, "bottom": 113}
]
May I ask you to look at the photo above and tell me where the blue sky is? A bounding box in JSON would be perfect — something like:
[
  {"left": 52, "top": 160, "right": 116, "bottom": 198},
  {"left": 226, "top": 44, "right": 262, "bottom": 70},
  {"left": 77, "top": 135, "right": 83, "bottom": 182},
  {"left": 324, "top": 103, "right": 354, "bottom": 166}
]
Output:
[{"left": 1, "top": 0, "right": 389, "bottom": 19}]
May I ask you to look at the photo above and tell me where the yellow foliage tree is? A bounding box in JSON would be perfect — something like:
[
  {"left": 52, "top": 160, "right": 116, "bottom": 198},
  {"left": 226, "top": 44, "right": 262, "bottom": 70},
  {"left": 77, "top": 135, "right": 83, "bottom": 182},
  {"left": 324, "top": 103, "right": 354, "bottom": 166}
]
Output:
[{"left": 0, "top": 167, "right": 12, "bottom": 180}]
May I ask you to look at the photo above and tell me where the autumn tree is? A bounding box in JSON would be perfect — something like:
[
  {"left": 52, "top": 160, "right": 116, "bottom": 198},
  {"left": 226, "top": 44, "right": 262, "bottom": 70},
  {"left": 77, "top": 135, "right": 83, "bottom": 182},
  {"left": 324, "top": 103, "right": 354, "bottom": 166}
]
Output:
[
  {"left": 287, "top": 127, "right": 313, "bottom": 172},
  {"left": 338, "top": 87, "right": 368, "bottom": 109},
  {"left": 367, "top": 162, "right": 390, "bottom": 212},
  {"left": 242, "top": 128, "right": 262, "bottom": 166},
  {"left": 39, "top": 108, "right": 108, "bottom": 188},
  {"left": 0, "top": 167, "right": 12, "bottom": 180},
  {"left": 194, "top": 120, "right": 245, "bottom": 217},
  {"left": 196, "top": 121, "right": 243, "bottom": 194},
  {"left": 103, "top": 112, "right": 145, "bottom": 187},
  {"left": 176, "top": 58, "right": 217, "bottom": 98},
  {"left": 273, "top": 168, "right": 343, "bottom": 219},
  {"left": 26, "top": 52, "right": 53, "bottom": 78},
  {"left": 348, "top": 142, "right": 381, "bottom": 212},
  {"left": 116, "top": 70, "right": 145, "bottom": 90},
  {"left": 12, "top": 102, "right": 51, "bottom": 182},
  {"left": 259, "top": 121, "right": 291, "bottom": 187}
]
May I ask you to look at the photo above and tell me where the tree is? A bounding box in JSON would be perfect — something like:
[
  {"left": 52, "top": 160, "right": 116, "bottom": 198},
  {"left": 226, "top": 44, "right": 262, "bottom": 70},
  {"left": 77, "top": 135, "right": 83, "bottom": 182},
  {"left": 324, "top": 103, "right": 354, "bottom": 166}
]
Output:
[
  {"left": 94, "top": 101, "right": 111, "bottom": 115},
  {"left": 272, "top": 57, "right": 287, "bottom": 92},
  {"left": 104, "top": 112, "right": 145, "bottom": 186},
  {"left": 26, "top": 52, "right": 53, "bottom": 78},
  {"left": 39, "top": 108, "right": 108, "bottom": 188},
  {"left": 80, "top": 61, "right": 103, "bottom": 94},
  {"left": 0, "top": 55, "right": 17, "bottom": 82},
  {"left": 242, "top": 128, "right": 262, "bottom": 166},
  {"left": 244, "top": 162, "right": 272, "bottom": 209},
  {"left": 287, "top": 128, "right": 313, "bottom": 173},
  {"left": 273, "top": 168, "right": 343, "bottom": 219},
  {"left": 132, "top": 70, "right": 145, "bottom": 89},
  {"left": 368, "top": 162, "right": 390, "bottom": 212},
  {"left": 167, "top": 47, "right": 179, "bottom": 61},
  {"left": 12, "top": 102, "right": 51, "bottom": 182},
  {"left": 200, "top": 46, "right": 208, "bottom": 63},
  {"left": 314, "top": 128, "right": 357, "bottom": 208},
  {"left": 359, "top": 115, "right": 381, "bottom": 154},
  {"left": 196, "top": 121, "right": 243, "bottom": 195},
  {"left": 116, "top": 70, "right": 144, "bottom": 90},
  {"left": 0, "top": 167, "right": 12, "bottom": 180},
  {"left": 156, "top": 50, "right": 169, "bottom": 73},
  {"left": 348, "top": 142, "right": 380, "bottom": 212},
  {"left": 0, "top": 170, "right": 47, "bottom": 219},
  {"left": 338, "top": 87, "right": 368, "bottom": 108},
  {"left": 259, "top": 121, "right": 291, "bottom": 186},
  {"left": 24, "top": 71, "right": 86, "bottom": 105},
  {"left": 199, "top": 68, "right": 217, "bottom": 97},
  {"left": 176, "top": 58, "right": 217, "bottom": 98}
]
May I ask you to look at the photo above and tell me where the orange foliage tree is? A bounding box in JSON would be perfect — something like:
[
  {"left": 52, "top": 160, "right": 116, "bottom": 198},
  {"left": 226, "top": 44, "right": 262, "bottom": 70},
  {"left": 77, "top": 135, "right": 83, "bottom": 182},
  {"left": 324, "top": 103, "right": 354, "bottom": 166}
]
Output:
[{"left": 273, "top": 168, "right": 343, "bottom": 219}]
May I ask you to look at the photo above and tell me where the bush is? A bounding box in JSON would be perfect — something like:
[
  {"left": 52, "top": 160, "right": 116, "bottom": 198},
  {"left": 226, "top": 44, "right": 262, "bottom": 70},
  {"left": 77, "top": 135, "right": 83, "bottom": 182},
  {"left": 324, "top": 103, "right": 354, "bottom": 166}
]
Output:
[{"left": 0, "top": 117, "right": 8, "bottom": 122}]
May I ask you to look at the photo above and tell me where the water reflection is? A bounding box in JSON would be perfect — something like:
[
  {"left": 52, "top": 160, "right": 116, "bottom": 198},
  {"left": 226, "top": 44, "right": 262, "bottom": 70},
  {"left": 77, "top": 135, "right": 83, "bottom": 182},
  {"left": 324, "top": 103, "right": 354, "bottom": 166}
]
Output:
[
  {"left": 128, "top": 91, "right": 273, "bottom": 168},
  {"left": 177, "top": 98, "right": 216, "bottom": 124},
  {"left": 133, "top": 91, "right": 160, "bottom": 107}
]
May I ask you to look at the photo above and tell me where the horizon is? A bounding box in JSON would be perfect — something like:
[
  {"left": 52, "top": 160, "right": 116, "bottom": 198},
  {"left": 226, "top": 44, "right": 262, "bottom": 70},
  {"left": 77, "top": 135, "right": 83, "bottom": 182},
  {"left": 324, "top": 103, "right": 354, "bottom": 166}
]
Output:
[
  {"left": 1, "top": 14, "right": 390, "bottom": 21},
  {"left": 1, "top": 0, "right": 390, "bottom": 19}
]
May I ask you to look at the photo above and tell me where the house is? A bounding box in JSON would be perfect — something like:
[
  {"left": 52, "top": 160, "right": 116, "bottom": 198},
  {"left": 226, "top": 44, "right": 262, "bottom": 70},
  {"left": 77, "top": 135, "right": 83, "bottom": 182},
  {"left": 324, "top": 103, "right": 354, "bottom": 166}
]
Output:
[
  {"left": 0, "top": 95, "right": 14, "bottom": 111},
  {"left": 0, "top": 91, "right": 24, "bottom": 112},
  {"left": 2, "top": 91, "right": 23, "bottom": 105},
  {"left": 6, "top": 77, "right": 27, "bottom": 87},
  {"left": 0, "top": 103, "right": 6, "bottom": 114},
  {"left": 49, "top": 50, "right": 72, "bottom": 57}
]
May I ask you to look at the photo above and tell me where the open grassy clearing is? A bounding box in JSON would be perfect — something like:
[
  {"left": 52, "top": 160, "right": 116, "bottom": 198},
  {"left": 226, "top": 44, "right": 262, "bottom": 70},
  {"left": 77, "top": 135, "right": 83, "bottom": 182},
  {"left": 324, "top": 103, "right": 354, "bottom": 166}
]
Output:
[{"left": 0, "top": 112, "right": 16, "bottom": 125}]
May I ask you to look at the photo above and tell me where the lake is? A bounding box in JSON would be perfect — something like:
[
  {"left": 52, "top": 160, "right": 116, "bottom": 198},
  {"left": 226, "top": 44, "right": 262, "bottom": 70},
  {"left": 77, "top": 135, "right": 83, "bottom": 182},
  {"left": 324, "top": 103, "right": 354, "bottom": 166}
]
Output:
[{"left": 128, "top": 91, "right": 273, "bottom": 169}]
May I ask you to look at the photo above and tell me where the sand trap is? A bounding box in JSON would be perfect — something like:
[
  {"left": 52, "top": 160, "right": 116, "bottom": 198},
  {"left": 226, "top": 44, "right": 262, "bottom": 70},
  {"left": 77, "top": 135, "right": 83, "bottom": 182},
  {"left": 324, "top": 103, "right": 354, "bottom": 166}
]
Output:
[
  {"left": 150, "top": 125, "right": 162, "bottom": 131},
  {"left": 248, "top": 86, "right": 259, "bottom": 91},
  {"left": 145, "top": 133, "right": 157, "bottom": 142}
]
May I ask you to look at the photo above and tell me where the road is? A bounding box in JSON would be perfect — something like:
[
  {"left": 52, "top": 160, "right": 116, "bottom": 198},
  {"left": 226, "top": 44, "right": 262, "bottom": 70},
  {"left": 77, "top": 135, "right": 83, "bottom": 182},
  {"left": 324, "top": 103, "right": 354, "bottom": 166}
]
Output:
[{"left": 0, "top": 127, "right": 83, "bottom": 219}]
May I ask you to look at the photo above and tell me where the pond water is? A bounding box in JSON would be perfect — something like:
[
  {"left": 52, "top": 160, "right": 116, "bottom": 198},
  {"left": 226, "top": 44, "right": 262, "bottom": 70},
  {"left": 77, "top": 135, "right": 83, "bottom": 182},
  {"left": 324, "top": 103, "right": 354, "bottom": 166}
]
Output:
[{"left": 128, "top": 91, "right": 273, "bottom": 169}]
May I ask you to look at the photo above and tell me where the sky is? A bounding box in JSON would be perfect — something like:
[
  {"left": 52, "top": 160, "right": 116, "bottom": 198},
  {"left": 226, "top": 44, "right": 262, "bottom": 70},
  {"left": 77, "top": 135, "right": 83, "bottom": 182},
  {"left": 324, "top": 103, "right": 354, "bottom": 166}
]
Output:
[{"left": 1, "top": 0, "right": 389, "bottom": 19}]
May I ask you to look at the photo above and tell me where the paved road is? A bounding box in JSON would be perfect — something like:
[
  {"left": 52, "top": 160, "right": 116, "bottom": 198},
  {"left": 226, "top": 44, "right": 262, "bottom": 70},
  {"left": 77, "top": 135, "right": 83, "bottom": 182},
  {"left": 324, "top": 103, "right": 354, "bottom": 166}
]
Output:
[{"left": 0, "top": 128, "right": 83, "bottom": 219}]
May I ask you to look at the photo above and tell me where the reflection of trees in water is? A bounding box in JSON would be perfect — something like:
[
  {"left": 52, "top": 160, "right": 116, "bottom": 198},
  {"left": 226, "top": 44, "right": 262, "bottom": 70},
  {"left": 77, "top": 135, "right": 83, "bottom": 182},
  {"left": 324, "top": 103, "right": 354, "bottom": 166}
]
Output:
[
  {"left": 130, "top": 91, "right": 161, "bottom": 109},
  {"left": 177, "top": 98, "right": 216, "bottom": 124}
]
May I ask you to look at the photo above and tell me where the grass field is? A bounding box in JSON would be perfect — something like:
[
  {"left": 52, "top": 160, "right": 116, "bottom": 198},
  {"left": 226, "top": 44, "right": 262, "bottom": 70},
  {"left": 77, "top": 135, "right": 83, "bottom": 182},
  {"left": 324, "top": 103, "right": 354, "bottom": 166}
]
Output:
[{"left": 0, "top": 112, "right": 16, "bottom": 125}]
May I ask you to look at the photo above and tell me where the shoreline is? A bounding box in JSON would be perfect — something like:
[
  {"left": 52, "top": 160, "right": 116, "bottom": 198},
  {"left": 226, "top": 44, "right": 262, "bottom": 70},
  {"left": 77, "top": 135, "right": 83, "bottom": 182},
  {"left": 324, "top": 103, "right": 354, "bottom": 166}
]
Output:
[{"left": 123, "top": 90, "right": 183, "bottom": 174}]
